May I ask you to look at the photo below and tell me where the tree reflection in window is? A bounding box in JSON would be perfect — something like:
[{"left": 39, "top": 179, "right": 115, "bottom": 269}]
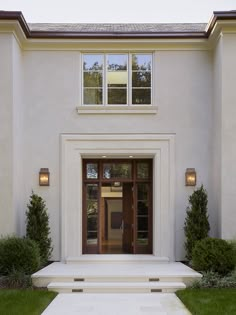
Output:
[
  {"left": 86, "top": 163, "right": 98, "bottom": 179},
  {"left": 103, "top": 163, "right": 132, "bottom": 179}
]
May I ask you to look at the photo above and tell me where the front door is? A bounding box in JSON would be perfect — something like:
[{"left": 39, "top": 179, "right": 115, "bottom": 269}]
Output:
[{"left": 82, "top": 159, "right": 152, "bottom": 254}]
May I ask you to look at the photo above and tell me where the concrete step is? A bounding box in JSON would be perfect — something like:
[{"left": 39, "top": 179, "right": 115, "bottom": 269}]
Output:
[
  {"left": 66, "top": 255, "right": 169, "bottom": 264},
  {"left": 48, "top": 281, "right": 186, "bottom": 293},
  {"left": 32, "top": 262, "right": 202, "bottom": 287}
]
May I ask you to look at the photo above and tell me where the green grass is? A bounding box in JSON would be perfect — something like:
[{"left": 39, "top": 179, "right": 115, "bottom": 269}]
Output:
[
  {"left": 177, "top": 288, "right": 236, "bottom": 315},
  {"left": 0, "top": 290, "right": 57, "bottom": 315}
]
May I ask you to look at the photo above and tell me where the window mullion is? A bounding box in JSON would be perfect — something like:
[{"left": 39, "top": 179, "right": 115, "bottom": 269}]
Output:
[
  {"left": 82, "top": 54, "right": 84, "bottom": 105},
  {"left": 129, "top": 53, "right": 132, "bottom": 106},
  {"left": 103, "top": 54, "right": 106, "bottom": 106}
]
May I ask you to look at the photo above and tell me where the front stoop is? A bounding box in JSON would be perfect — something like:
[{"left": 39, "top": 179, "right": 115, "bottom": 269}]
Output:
[{"left": 32, "top": 259, "right": 201, "bottom": 294}]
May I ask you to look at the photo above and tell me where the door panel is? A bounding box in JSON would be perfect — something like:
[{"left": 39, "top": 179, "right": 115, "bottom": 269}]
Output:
[{"left": 122, "top": 183, "right": 133, "bottom": 253}]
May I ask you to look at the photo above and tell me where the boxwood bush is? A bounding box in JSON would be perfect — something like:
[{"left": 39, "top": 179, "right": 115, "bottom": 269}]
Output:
[
  {"left": 192, "top": 237, "right": 235, "bottom": 275},
  {"left": 0, "top": 236, "right": 41, "bottom": 275}
]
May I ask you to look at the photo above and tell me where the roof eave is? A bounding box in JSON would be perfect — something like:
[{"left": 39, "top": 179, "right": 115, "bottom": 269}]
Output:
[
  {"left": 0, "top": 10, "right": 236, "bottom": 39},
  {"left": 29, "top": 31, "right": 207, "bottom": 39}
]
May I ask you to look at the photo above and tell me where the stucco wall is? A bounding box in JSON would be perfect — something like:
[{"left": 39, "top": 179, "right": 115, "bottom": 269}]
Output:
[
  {"left": 0, "top": 34, "right": 25, "bottom": 238},
  {"left": 12, "top": 36, "right": 24, "bottom": 236},
  {"left": 211, "top": 37, "right": 222, "bottom": 238},
  {"left": 221, "top": 33, "right": 236, "bottom": 240},
  {"left": 0, "top": 34, "right": 15, "bottom": 236},
  {"left": 18, "top": 48, "right": 212, "bottom": 260}
]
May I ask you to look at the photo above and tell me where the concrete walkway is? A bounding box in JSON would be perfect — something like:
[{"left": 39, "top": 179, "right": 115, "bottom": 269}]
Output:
[{"left": 42, "top": 293, "right": 191, "bottom": 315}]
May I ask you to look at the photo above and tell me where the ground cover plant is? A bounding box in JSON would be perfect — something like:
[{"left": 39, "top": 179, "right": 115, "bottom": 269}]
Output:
[
  {"left": 190, "top": 270, "right": 236, "bottom": 289},
  {"left": 0, "top": 290, "right": 57, "bottom": 315},
  {"left": 177, "top": 288, "right": 236, "bottom": 315}
]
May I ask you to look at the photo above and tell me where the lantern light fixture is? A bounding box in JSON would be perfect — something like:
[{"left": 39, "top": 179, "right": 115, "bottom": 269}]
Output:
[
  {"left": 185, "top": 168, "right": 196, "bottom": 186},
  {"left": 39, "top": 168, "right": 50, "bottom": 186}
]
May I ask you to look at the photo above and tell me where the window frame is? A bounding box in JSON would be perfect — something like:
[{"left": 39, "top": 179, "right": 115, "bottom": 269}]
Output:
[{"left": 82, "top": 52, "right": 153, "bottom": 106}]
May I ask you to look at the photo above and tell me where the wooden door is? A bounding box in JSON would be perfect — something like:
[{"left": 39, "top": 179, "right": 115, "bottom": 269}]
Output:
[{"left": 122, "top": 183, "right": 133, "bottom": 253}]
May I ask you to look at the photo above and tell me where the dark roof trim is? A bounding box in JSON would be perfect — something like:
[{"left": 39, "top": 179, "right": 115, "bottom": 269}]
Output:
[
  {"left": 206, "top": 10, "right": 236, "bottom": 37},
  {"left": 0, "top": 10, "right": 236, "bottom": 39}
]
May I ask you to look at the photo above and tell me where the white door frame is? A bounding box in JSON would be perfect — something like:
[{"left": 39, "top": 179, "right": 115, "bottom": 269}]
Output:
[{"left": 60, "top": 134, "right": 175, "bottom": 261}]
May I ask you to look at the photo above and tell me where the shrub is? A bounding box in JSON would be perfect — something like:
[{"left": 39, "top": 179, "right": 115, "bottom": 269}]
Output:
[
  {"left": 228, "top": 239, "right": 236, "bottom": 267},
  {"left": 0, "top": 236, "right": 40, "bottom": 275},
  {"left": 184, "top": 185, "right": 210, "bottom": 261},
  {"left": 26, "top": 192, "right": 53, "bottom": 266},
  {"left": 192, "top": 237, "right": 235, "bottom": 275}
]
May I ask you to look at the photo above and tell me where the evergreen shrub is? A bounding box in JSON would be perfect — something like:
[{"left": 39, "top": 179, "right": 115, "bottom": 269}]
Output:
[
  {"left": 192, "top": 237, "right": 235, "bottom": 275},
  {"left": 184, "top": 185, "right": 210, "bottom": 261},
  {"left": 26, "top": 192, "right": 52, "bottom": 266},
  {"left": 0, "top": 236, "right": 40, "bottom": 275}
]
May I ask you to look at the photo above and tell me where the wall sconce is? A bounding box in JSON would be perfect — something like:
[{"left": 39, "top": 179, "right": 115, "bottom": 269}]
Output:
[
  {"left": 39, "top": 168, "right": 50, "bottom": 186},
  {"left": 185, "top": 168, "right": 196, "bottom": 186}
]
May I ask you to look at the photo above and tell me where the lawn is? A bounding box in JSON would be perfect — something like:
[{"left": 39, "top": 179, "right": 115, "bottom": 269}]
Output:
[
  {"left": 0, "top": 290, "right": 57, "bottom": 315},
  {"left": 177, "top": 288, "right": 236, "bottom": 315}
]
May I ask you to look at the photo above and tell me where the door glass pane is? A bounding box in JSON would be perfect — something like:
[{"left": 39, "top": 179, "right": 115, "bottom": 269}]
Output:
[
  {"left": 138, "top": 217, "right": 148, "bottom": 231},
  {"left": 137, "top": 183, "right": 149, "bottom": 246},
  {"left": 86, "top": 184, "right": 98, "bottom": 245},
  {"left": 137, "top": 232, "right": 148, "bottom": 245},
  {"left": 137, "top": 183, "right": 148, "bottom": 200},
  {"left": 138, "top": 201, "right": 148, "bottom": 215},
  {"left": 86, "top": 163, "right": 98, "bottom": 179},
  {"left": 103, "top": 163, "right": 132, "bottom": 179},
  {"left": 137, "top": 162, "right": 149, "bottom": 179}
]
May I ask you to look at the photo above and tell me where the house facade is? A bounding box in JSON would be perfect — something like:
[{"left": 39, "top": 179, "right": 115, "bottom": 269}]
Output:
[{"left": 0, "top": 11, "right": 236, "bottom": 262}]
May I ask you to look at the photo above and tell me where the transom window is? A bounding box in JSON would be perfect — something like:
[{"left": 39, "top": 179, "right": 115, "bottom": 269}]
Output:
[{"left": 82, "top": 53, "right": 152, "bottom": 105}]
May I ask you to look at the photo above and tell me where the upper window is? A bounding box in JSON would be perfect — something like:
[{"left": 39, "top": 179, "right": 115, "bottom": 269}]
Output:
[{"left": 82, "top": 53, "right": 152, "bottom": 105}]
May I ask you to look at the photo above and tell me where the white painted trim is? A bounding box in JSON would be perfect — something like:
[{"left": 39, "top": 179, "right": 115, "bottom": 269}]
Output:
[
  {"left": 76, "top": 105, "right": 158, "bottom": 114},
  {"left": 60, "top": 134, "right": 175, "bottom": 261}
]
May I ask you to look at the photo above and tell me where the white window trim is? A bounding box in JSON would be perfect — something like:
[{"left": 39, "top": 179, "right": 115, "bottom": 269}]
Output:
[
  {"left": 76, "top": 105, "right": 158, "bottom": 115},
  {"left": 79, "top": 52, "right": 156, "bottom": 114}
]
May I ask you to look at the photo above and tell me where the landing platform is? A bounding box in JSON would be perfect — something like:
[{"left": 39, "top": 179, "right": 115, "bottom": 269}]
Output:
[{"left": 32, "top": 261, "right": 201, "bottom": 287}]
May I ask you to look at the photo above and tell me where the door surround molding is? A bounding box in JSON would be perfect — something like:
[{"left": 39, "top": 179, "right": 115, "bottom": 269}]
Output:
[{"left": 60, "top": 134, "right": 175, "bottom": 261}]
